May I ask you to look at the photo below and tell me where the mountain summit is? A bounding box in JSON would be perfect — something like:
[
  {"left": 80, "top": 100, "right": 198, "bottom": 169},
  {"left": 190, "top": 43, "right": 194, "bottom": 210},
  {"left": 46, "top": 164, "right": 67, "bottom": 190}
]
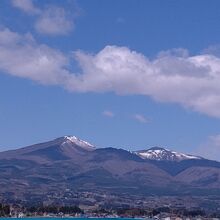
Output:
[
  {"left": 134, "top": 147, "right": 202, "bottom": 161},
  {"left": 0, "top": 135, "right": 95, "bottom": 163},
  {"left": 61, "top": 135, "right": 95, "bottom": 150}
]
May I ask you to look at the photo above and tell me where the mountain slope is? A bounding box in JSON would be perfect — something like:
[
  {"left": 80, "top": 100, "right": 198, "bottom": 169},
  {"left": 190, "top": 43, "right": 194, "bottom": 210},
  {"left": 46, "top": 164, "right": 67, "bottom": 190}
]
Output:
[
  {"left": 175, "top": 166, "right": 220, "bottom": 188},
  {"left": 0, "top": 136, "right": 173, "bottom": 202},
  {"left": 0, "top": 136, "right": 95, "bottom": 163},
  {"left": 1, "top": 136, "right": 220, "bottom": 203}
]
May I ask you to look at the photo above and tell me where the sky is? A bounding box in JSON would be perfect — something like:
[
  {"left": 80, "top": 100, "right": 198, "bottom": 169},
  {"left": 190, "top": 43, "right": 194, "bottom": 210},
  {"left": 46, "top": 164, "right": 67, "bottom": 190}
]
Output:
[{"left": 1, "top": 0, "right": 220, "bottom": 160}]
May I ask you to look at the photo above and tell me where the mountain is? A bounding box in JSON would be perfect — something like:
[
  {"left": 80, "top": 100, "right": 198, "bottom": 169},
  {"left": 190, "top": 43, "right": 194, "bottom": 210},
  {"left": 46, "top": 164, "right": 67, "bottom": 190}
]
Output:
[
  {"left": 1, "top": 136, "right": 220, "bottom": 204},
  {"left": 134, "top": 147, "right": 202, "bottom": 161},
  {"left": 0, "top": 136, "right": 95, "bottom": 163},
  {"left": 134, "top": 147, "right": 220, "bottom": 177}
]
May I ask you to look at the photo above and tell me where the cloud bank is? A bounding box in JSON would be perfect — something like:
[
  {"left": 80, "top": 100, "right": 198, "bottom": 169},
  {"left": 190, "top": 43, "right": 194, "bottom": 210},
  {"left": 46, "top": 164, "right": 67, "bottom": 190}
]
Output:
[
  {"left": 11, "top": 0, "right": 74, "bottom": 35},
  {"left": 35, "top": 6, "right": 74, "bottom": 35},
  {"left": 1, "top": 28, "right": 220, "bottom": 118},
  {"left": 0, "top": 28, "right": 69, "bottom": 84},
  {"left": 11, "top": 0, "right": 40, "bottom": 15}
]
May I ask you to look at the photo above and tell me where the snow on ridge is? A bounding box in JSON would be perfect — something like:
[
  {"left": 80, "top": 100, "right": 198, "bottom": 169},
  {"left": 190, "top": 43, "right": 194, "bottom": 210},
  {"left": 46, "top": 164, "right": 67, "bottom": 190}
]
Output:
[
  {"left": 62, "top": 135, "right": 95, "bottom": 150},
  {"left": 170, "top": 150, "right": 199, "bottom": 160},
  {"left": 134, "top": 147, "right": 201, "bottom": 161}
]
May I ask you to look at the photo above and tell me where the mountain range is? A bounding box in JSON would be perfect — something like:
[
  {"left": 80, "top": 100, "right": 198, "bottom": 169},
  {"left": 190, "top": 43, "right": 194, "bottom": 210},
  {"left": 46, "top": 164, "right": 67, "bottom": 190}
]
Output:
[{"left": 0, "top": 135, "right": 220, "bottom": 204}]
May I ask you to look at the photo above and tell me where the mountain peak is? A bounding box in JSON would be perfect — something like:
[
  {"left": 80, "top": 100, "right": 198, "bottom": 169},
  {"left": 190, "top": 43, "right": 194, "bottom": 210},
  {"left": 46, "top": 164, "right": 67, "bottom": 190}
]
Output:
[
  {"left": 134, "top": 147, "right": 202, "bottom": 161},
  {"left": 61, "top": 135, "right": 95, "bottom": 151}
]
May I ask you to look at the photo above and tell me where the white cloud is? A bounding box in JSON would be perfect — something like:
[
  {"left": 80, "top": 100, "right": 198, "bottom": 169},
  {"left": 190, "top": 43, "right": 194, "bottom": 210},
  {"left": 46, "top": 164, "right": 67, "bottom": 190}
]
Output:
[
  {"left": 197, "top": 134, "right": 220, "bottom": 161},
  {"left": 2, "top": 27, "right": 220, "bottom": 118},
  {"left": 0, "top": 28, "right": 69, "bottom": 84},
  {"left": 35, "top": 6, "right": 74, "bottom": 35},
  {"left": 102, "top": 110, "right": 115, "bottom": 118},
  {"left": 11, "top": 0, "right": 40, "bottom": 15},
  {"left": 133, "top": 114, "right": 148, "bottom": 123},
  {"left": 67, "top": 46, "right": 220, "bottom": 118},
  {"left": 11, "top": 0, "right": 74, "bottom": 35}
]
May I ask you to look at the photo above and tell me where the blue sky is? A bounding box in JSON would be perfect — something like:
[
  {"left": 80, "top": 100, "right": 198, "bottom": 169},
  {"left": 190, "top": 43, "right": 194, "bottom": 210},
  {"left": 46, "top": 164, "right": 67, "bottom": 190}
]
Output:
[{"left": 1, "top": 0, "right": 220, "bottom": 160}]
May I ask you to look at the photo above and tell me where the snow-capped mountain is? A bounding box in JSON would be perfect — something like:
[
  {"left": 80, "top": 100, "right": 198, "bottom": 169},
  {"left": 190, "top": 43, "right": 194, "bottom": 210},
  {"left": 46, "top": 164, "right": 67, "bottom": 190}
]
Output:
[
  {"left": 134, "top": 147, "right": 202, "bottom": 161},
  {"left": 2, "top": 135, "right": 220, "bottom": 204},
  {"left": 62, "top": 135, "right": 95, "bottom": 151}
]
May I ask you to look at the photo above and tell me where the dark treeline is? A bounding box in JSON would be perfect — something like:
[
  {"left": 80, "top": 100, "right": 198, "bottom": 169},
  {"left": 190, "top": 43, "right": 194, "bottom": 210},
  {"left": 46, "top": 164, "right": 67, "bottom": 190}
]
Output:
[
  {"left": 0, "top": 203, "right": 10, "bottom": 216},
  {"left": 1, "top": 202, "right": 220, "bottom": 218},
  {"left": 0, "top": 203, "right": 83, "bottom": 217}
]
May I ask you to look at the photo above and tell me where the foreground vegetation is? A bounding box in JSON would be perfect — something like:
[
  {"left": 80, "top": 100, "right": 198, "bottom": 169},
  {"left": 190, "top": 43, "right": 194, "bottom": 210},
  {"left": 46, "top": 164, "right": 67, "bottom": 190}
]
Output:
[{"left": 0, "top": 203, "right": 220, "bottom": 219}]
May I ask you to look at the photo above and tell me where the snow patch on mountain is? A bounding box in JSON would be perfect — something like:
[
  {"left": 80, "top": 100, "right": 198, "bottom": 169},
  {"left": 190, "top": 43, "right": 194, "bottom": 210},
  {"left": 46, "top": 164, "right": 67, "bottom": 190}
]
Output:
[
  {"left": 134, "top": 147, "right": 202, "bottom": 161},
  {"left": 62, "top": 136, "right": 95, "bottom": 150}
]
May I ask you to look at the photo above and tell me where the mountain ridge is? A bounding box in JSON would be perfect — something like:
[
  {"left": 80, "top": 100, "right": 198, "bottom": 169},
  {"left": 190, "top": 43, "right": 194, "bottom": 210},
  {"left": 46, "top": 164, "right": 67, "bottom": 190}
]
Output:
[
  {"left": 0, "top": 135, "right": 220, "bottom": 204},
  {"left": 0, "top": 135, "right": 205, "bottom": 162},
  {"left": 134, "top": 146, "right": 203, "bottom": 162}
]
